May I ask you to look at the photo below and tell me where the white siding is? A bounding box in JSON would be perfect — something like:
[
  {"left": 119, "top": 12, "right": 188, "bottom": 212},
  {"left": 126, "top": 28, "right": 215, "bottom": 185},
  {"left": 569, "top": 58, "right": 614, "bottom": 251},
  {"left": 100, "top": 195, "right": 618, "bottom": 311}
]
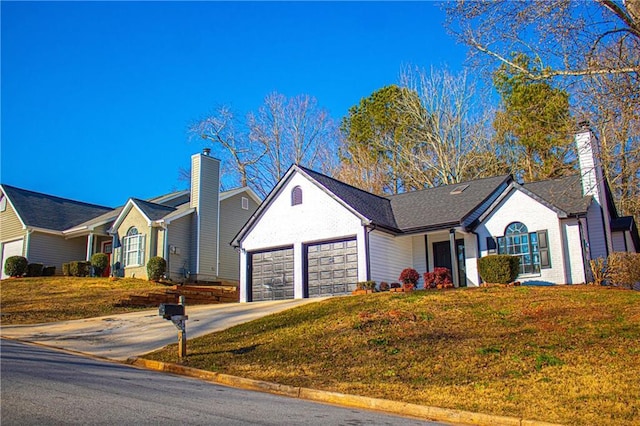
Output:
[
  {"left": 562, "top": 219, "right": 587, "bottom": 284},
  {"left": 369, "top": 230, "right": 413, "bottom": 284},
  {"left": 477, "top": 188, "right": 569, "bottom": 285},
  {"left": 240, "top": 172, "right": 364, "bottom": 300},
  {"left": 411, "top": 235, "right": 426, "bottom": 286},
  {"left": 463, "top": 232, "right": 480, "bottom": 287}
]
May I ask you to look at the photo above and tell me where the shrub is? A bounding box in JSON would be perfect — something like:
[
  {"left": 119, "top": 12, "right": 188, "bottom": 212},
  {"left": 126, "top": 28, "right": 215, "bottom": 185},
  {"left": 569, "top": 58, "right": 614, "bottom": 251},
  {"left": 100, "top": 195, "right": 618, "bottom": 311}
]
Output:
[
  {"left": 399, "top": 268, "right": 420, "bottom": 285},
  {"left": 147, "top": 256, "right": 167, "bottom": 281},
  {"left": 379, "top": 281, "right": 390, "bottom": 291},
  {"left": 69, "top": 261, "right": 91, "bottom": 277},
  {"left": 356, "top": 281, "right": 377, "bottom": 291},
  {"left": 62, "top": 263, "right": 70, "bottom": 276},
  {"left": 589, "top": 257, "right": 607, "bottom": 286},
  {"left": 4, "top": 255, "right": 28, "bottom": 277},
  {"left": 607, "top": 252, "right": 640, "bottom": 289},
  {"left": 91, "top": 253, "right": 109, "bottom": 276},
  {"left": 26, "top": 263, "right": 44, "bottom": 277},
  {"left": 424, "top": 267, "right": 453, "bottom": 289},
  {"left": 390, "top": 282, "right": 401, "bottom": 289},
  {"left": 478, "top": 255, "right": 520, "bottom": 284},
  {"left": 42, "top": 266, "right": 56, "bottom": 276}
]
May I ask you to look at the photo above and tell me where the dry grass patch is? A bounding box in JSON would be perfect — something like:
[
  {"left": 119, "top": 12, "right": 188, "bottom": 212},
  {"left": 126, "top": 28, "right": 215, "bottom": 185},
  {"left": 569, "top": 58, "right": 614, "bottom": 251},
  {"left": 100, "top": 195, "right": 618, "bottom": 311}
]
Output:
[
  {"left": 0, "top": 277, "right": 167, "bottom": 324},
  {"left": 146, "top": 286, "right": 640, "bottom": 425}
]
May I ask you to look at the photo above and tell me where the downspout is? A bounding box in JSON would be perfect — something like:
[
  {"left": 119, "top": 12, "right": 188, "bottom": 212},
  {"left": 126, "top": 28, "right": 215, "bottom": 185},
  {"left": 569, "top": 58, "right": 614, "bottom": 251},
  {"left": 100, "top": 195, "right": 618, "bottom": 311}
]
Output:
[
  {"left": 365, "top": 224, "right": 375, "bottom": 281},
  {"left": 578, "top": 217, "right": 590, "bottom": 284},
  {"left": 449, "top": 229, "right": 460, "bottom": 287},
  {"left": 24, "top": 229, "right": 33, "bottom": 259}
]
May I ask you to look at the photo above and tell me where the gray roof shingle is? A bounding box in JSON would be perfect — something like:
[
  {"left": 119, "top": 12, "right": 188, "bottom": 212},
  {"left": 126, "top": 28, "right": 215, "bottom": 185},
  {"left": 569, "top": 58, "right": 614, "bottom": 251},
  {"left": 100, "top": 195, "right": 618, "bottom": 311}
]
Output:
[
  {"left": 2, "top": 184, "right": 113, "bottom": 231},
  {"left": 522, "top": 175, "right": 592, "bottom": 215},
  {"left": 388, "top": 175, "right": 512, "bottom": 231},
  {"left": 130, "top": 198, "right": 177, "bottom": 221}
]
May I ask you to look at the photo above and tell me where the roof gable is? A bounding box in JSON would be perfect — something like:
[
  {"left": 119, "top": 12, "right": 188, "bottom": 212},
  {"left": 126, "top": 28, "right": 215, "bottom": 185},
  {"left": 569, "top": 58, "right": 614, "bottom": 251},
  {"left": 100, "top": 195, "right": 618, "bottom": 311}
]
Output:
[
  {"left": 1, "top": 184, "right": 113, "bottom": 232},
  {"left": 298, "top": 166, "right": 399, "bottom": 231}
]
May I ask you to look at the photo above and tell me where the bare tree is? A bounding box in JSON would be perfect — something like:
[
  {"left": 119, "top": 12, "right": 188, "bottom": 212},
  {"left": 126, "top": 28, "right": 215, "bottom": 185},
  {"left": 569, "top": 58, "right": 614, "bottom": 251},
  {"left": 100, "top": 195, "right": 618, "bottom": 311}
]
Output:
[
  {"left": 192, "top": 93, "right": 338, "bottom": 198},
  {"left": 397, "top": 66, "right": 506, "bottom": 188},
  {"left": 444, "top": 0, "right": 640, "bottom": 80}
]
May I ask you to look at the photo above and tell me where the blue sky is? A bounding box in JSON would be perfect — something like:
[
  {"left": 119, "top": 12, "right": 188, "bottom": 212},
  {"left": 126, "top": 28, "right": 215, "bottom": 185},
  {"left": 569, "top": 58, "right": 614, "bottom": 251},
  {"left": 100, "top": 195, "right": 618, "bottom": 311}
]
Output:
[{"left": 1, "top": 1, "right": 467, "bottom": 207}]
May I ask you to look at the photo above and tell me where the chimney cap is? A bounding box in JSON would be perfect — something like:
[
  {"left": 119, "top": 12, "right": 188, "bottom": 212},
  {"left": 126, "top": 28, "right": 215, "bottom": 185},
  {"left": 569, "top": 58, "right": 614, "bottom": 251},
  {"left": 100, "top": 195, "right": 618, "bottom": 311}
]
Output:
[{"left": 203, "top": 147, "right": 211, "bottom": 156}]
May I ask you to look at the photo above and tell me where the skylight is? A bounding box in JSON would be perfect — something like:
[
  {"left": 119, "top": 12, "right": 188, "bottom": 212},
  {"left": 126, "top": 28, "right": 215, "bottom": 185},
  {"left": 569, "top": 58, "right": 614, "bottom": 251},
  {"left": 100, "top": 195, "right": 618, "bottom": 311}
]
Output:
[{"left": 450, "top": 184, "right": 469, "bottom": 195}]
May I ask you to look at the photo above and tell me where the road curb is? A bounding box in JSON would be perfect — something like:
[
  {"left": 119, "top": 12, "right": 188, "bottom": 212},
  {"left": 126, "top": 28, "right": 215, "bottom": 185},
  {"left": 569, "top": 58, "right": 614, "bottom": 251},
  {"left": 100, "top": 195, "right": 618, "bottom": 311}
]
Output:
[{"left": 127, "top": 357, "right": 563, "bottom": 426}]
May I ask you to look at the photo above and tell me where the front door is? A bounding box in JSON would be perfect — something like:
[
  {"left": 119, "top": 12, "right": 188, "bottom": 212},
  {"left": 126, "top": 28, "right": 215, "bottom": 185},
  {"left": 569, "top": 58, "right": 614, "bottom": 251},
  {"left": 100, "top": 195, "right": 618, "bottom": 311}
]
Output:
[
  {"left": 433, "top": 241, "right": 452, "bottom": 271},
  {"left": 432, "top": 239, "right": 466, "bottom": 287},
  {"left": 101, "top": 241, "right": 113, "bottom": 277}
]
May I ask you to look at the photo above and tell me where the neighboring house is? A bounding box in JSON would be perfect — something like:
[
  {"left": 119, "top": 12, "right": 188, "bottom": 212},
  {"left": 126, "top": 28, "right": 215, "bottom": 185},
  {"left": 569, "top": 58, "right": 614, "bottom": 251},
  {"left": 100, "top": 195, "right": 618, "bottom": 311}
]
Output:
[
  {"left": 1, "top": 150, "right": 260, "bottom": 282},
  {"left": 233, "top": 125, "right": 639, "bottom": 302}
]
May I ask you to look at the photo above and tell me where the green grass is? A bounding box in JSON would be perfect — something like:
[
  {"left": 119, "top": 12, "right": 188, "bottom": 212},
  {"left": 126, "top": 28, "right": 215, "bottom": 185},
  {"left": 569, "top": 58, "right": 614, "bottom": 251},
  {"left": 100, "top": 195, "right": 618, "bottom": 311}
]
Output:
[
  {"left": 0, "top": 276, "right": 168, "bottom": 324},
  {"left": 144, "top": 285, "right": 640, "bottom": 426}
]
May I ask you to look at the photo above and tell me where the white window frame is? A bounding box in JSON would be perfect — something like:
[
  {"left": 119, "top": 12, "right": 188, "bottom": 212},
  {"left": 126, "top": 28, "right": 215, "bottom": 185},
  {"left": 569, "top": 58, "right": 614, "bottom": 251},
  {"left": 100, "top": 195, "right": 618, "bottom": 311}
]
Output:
[
  {"left": 241, "top": 196, "right": 249, "bottom": 210},
  {"left": 123, "top": 227, "right": 145, "bottom": 267}
]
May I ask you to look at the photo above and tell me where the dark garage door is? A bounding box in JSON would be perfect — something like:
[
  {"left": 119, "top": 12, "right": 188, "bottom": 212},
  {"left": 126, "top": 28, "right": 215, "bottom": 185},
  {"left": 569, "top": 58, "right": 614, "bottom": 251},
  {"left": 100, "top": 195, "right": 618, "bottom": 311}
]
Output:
[
  {"left": 306, "top": 239, "right": 358, "bottom": 297},
  {"left": 250, "top": 247, "right": 294, "bottom": 301}
]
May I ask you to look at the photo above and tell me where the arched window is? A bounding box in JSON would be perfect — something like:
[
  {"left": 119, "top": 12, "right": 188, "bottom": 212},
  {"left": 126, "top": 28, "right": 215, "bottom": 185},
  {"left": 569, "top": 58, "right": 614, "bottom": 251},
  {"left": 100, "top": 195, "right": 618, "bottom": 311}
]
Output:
[
  {"left": 291, "top": 186, "right": 303, "bottom": 206},
  {"left": 123, "top": 227, "right": 145, "bottom": 267},
  {"left": 497, "top": 222, "right": 549, "bottom": 274}
]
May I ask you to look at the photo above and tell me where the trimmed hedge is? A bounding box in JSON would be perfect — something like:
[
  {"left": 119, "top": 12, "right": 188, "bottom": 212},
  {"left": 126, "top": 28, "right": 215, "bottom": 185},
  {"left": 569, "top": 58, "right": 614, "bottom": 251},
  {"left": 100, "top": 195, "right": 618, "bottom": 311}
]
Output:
[
  {"left": 478, "top": 255, "right": 520, "bottom": 284},
  {"left": 91, "top": 253, "right": 109, "bottom": 276},
  {"left": 42, "top": 266, "right": 56, "bottom": 276},
  {"left": 62, "top": 263, "right": 70, "bottom": 276},
  {"left": 26, "top": 263, "right": 44, "bottom": 277},
  {"left": 4, "top": 255, "right": 28, "bottom": 277},
  {"left": 147, "top": 256, "right": 167, "bottom": 281},
  {"left": 69, "top": 261, "right": 91, "bottom": 277}
]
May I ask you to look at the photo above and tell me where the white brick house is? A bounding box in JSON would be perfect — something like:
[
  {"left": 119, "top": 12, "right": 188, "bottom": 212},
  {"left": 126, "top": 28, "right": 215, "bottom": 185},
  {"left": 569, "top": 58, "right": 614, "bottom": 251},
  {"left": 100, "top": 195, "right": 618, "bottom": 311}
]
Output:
[{"left": 233, "top": 125, "right": 639, "bottom": 302}]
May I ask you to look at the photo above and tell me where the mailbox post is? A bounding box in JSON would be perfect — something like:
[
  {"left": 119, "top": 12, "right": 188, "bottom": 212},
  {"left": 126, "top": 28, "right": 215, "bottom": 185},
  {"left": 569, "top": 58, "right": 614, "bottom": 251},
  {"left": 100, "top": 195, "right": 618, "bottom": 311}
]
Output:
[{"left": 159, "top": 296, "right": 188, "bottom": 358}]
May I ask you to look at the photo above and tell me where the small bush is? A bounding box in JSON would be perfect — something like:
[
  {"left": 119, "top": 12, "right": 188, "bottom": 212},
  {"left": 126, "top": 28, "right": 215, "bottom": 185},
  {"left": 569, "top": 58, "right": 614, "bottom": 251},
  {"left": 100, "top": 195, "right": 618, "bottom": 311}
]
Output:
[
  {"left": 147, "top": 256, "right": 167, "bottom": 281},
  {"left": 356, "top": 281, "right": 377, "bottom": 291},
  {"left": 69, "top": 261, "right": 91, "bottom": 277},
  {"left": 478, "top": 255, "right": 520, "bottom": 284},
  {"left": 589, "top": 257, "right": 607, "bottom": 286},
  {"left": 399, "top": 268, "right": 420, "bottom": 285},
  {"left": 390, "top": 282, "right": 401, "bottom": 289},
  {"left": 42, "top": 266, "right": 56, "bottom": 276},
  {"left": 607, "top": 252, "right": 640, "bottom": 289},
  {"left": 424, "top": 267, "right": 453, "bottom": 289},
  {"left": 379, "top": 281, "right": 390, "bottom": 291},
  {"left": 62, "top": 263, "right": 70, "bottom": 276},
  {"left": 26, "top": 263, "right": 44, "bottom": 277},
  {"left": 91, "top": 253, "right": 109, "bottom": 276},
  {"left": 4, "top": 255, "right": 28, "bottom": 277}
]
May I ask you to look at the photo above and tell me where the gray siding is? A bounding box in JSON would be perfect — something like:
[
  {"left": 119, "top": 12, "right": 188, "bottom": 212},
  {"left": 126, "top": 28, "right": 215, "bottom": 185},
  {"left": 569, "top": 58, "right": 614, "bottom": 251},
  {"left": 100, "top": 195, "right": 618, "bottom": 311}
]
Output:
[
  {"left": 218, "top": 193, "right": 259, "bottom": 281},
  {"left": 167, "top": 214, "right": 193, "bottom": 282},
  {"left": 29, "top": 232, "right": 86, "bottom": 274}
]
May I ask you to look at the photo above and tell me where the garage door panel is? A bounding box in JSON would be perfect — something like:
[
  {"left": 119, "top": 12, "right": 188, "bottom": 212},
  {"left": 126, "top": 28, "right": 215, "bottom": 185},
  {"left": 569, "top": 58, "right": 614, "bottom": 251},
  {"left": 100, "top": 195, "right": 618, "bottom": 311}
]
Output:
[
  {"left": 1, "top": 239, "right": 24, "bottom": 280},
  {"left": 306, "top": 238, "right": 358, "bottom": 298},
  {"left": 250, "top": 247, "right": 294, "bottom": 302}
]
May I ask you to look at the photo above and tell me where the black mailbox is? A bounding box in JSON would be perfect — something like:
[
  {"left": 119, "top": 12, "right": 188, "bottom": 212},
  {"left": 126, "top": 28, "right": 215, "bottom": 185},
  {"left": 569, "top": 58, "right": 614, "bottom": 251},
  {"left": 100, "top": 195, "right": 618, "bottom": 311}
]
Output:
[{"left": 159, "top": 303, "right": 185, "bottom": 320}]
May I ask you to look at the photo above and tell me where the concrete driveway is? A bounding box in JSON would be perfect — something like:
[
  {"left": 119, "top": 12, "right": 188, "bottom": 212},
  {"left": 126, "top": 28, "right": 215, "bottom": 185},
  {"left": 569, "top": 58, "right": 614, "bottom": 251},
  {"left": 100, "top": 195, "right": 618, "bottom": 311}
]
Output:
[{"left": 0, "top": 299, "right": 324, "bottom": 361}]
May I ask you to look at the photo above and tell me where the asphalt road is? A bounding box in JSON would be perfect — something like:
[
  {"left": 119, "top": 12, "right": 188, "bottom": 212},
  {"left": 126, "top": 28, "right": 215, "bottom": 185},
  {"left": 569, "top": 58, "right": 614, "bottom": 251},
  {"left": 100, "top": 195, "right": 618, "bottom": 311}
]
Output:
[{"left": 1, "top": 340, "right": 443, "bottom": 426}]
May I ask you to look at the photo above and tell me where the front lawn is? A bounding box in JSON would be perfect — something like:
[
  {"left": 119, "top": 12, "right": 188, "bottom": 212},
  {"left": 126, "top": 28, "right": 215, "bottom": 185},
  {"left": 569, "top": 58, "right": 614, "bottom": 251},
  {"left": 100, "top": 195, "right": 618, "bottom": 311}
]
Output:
[
  {"left": 0, "top": 277, "right": 166, "bottom": 324},
  {"left": 145, "top": 285, "right": 640, "bottom": 426}
]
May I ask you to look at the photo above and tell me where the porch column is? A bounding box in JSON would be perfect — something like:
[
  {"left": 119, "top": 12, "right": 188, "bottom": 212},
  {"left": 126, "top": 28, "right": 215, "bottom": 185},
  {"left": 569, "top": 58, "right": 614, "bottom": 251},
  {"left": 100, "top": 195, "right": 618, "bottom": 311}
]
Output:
[
  {"left": 86, "top": 233, "right": 94, "bottom": 261},
  {"left": 449, "top": 229, "right": 459, "bottom": 287}
]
